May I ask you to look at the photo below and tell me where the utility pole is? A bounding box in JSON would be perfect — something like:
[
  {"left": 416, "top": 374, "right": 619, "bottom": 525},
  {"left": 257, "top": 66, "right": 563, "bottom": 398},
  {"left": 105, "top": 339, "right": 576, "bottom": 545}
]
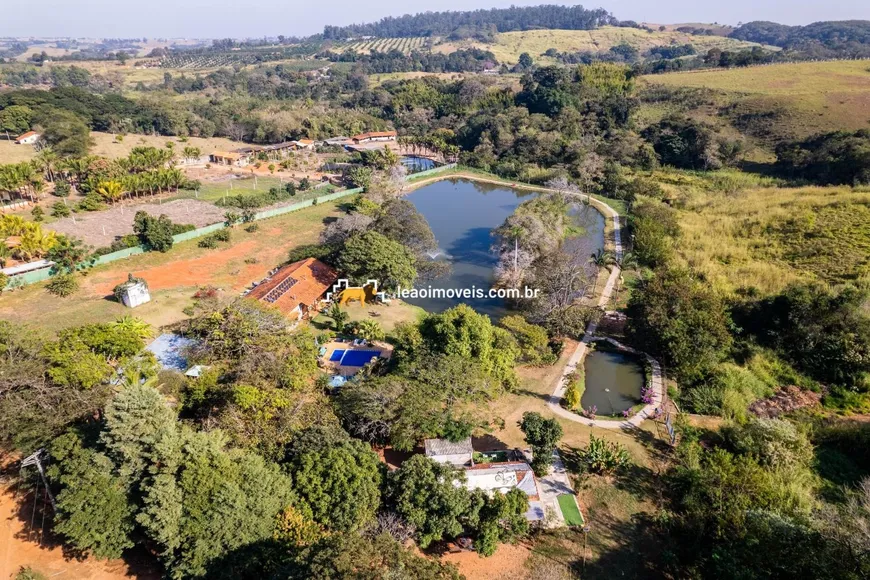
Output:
[{"left": 21, "top": 450, "right": 57, "bottom": 513}]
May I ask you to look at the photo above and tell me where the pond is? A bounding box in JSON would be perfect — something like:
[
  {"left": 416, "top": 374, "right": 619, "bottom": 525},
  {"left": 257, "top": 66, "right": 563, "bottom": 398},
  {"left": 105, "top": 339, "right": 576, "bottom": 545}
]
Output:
[
  {"left": 581, "top": 349, "right": 645, "bottom": 415},
  {"left": 400, "top": 156, "right": 437, "bottom": 173},
  {"left": 403, "top": 178, "right": 605, "bottom": 318}
]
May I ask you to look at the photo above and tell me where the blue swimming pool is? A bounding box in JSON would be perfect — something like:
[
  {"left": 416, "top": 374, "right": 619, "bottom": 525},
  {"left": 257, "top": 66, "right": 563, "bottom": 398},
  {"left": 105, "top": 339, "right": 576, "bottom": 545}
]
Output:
[{"left": 329, "top": 349, "right": 382, "bottom": 366}]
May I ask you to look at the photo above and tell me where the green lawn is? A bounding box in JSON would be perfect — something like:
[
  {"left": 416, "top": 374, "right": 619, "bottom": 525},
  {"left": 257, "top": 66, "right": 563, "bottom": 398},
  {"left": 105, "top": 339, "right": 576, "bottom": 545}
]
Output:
[{"left": 557, "top": 494, "right": 585, "bottom": 526}]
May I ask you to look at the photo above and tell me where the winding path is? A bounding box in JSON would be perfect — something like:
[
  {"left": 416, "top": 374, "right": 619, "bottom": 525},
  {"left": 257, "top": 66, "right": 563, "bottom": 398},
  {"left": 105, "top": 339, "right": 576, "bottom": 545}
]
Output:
[{"left": 543, "top": 192, "right": 665, "bottom": 429}]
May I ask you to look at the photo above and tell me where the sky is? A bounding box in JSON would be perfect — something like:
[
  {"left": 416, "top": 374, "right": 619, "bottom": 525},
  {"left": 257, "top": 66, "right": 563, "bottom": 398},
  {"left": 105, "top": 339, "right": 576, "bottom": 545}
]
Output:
[{"left": 2, "top": 0, "right": 869, "bottom": 39}]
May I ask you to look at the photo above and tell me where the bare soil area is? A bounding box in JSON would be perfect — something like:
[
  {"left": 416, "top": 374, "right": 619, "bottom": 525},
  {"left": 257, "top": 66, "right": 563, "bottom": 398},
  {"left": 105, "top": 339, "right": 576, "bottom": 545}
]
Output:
[{"left": 47, "top": 199, "right": 227, "bottom": 248}]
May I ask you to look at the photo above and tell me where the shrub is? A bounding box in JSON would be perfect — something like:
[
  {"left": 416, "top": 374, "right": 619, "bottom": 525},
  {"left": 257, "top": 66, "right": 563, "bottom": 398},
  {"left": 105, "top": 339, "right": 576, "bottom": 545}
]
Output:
[
  {"left": 53, "top": 181, "right": 71, "bottom": 197},
  {"left": 46, "top": 273, "right": 79, "bottom": 297},
  {"left": 564, "top": 371, "right": 585, "bottom": 410},
  {"left": 579, "top": 435, "right": 631, "bottom": 475},
  {"left": 14, "top": 567, "right": 47, "bottom": 580},
  {"left": 0, "top": 272, "right": 8, "bottom": 292},
  {"left": 51, "top": 201, "right": 71, "bottom": 217},
  {"left": 31, "top": 206, "right": 44, "bottom": 222},
  {"left": 77, "top": 193, "right": 106, "bottom": 212},
  {"left": 244, "top": 223, "right": 259, "bottom": 233}
]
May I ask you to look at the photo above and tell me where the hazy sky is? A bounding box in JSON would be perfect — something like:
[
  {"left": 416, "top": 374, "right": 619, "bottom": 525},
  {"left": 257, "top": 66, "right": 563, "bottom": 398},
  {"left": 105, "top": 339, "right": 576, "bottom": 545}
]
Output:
[{"left": 3, "top": 0, "right": 869, "bottom": 38}]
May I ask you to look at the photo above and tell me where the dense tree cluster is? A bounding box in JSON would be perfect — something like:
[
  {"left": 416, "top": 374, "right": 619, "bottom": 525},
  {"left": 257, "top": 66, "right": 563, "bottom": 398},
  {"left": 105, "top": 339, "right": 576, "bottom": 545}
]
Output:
[
  {"left": 730, "top": 20, "right": 870, "bottom": 57},
  {"left": 321, "top": 5, "right": 617, "bottom": 40},
  {"left": 775, "top": 130, "right": 870, "bottom": 185}
]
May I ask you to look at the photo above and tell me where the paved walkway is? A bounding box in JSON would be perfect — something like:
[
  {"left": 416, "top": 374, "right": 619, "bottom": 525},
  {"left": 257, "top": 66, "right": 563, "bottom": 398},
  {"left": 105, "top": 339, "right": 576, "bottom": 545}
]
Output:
[
  {"left": 545, "top": 193, "right": 665, "bottom": 429},
  {"left": 534, "top": 450, "right": 582, "bottom": 527}
]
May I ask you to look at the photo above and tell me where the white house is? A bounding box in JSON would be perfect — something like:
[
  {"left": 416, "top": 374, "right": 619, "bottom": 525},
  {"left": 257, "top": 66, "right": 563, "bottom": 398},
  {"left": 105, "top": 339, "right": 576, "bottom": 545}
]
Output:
[
  {"left": 424, "top": 438, "right": 473, "bottom": 466},
  {"left": 14, "top": 131, "right": 40, "bottom": 145}
]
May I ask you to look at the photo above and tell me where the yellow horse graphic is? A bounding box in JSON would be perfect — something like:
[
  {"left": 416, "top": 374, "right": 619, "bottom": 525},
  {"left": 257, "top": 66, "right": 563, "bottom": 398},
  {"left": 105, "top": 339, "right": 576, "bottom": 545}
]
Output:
[{"left": 336, "top": 281, "right": 378, "bottom": 306}]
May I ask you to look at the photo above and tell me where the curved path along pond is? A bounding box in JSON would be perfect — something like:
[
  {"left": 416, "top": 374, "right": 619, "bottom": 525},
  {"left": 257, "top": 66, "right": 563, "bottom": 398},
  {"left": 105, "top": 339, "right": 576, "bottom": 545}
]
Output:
[{"left": 541, "top": 187, "right": 665, "bottom": 429}]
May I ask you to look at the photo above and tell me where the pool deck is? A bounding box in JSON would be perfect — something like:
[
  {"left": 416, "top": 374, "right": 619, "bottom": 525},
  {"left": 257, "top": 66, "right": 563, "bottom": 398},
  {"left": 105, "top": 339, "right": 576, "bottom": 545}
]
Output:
[{"left": 321, "top": 340, "right": 393, "bottom": 377}]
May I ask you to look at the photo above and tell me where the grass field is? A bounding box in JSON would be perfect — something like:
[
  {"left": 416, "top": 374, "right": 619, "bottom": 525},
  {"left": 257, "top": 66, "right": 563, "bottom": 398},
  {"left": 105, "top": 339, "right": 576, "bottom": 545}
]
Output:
[
  {"left": 659, "top": 169, "right": 870, "bottom": 296},
  {"left": 0, "top": 132, "right": 248, "bottom": 166},
  {"left": 0, "top": 200, "right": 344, "bottom": 333},
  {"left": 436, "top": 26, "right": 766, "bottom": 65},
  {"left": 641, "top": 60, "right": 870, "bottom": 142}
]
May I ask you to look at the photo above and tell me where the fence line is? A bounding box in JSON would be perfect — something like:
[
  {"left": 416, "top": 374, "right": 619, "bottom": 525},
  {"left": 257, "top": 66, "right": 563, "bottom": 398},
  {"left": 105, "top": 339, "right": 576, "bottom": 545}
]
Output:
[{"left": 3, "top": 163, "right": 459, "bottom": 289}]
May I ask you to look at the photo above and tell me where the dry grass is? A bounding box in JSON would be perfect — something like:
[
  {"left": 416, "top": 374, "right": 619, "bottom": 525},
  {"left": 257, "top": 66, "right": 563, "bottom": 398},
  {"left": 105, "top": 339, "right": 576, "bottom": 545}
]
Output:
[
  {"left": 88, "top": 131, "right": 243, "bottom": 158},
  {"left": 436, "top": 26, "right": 765, "bottom": 64},
  {"left": 667, "top": 175, "right": 870, "bottom": 295},
  {"left": 0, "top": 139, "right": 37, "bottom": 164},
  {"left": 641, "top": 60, "right": 870, "bottom": 140},
  {"left": 0, "top": 200, "right": 343, "bottom": 333},
  {"left": 0, "top": 132, "right": 245, "bottom": 165}
]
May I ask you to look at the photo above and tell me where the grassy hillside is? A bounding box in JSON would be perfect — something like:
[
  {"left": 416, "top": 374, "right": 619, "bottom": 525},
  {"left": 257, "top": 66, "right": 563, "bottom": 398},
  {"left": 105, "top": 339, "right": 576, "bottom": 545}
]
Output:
[
  {"left": 641, "top": 60, "right": 870, "bottom": 143},
  {"left": 0, "top": 132, "right": 245, "bottom": 165},
  {"left": 436, "top": 26, "right": 767, "bottom": 64},
  {"left": 655, "top": 169, "right": 870, "bottom": 296}
]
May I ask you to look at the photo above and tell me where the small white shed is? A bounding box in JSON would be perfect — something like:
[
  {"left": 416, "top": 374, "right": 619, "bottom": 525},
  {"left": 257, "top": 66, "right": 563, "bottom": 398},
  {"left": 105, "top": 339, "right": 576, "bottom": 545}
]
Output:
[{"left": 114, "top": 274, "right": 151, "bottom": 308}]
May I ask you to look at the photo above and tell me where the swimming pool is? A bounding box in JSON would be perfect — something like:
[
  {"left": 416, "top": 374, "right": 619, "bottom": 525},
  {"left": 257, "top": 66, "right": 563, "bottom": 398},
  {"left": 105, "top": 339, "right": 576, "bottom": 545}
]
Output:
[{"left": 329, "top": 349, "right": 382, "bottom": 366}]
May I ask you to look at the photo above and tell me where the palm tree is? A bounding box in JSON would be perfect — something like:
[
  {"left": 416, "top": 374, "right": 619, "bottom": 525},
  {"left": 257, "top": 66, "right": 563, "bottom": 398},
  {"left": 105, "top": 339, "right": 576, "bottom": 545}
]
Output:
[
  {"left": 35, "top": 148, "right": 59, "bottom": 183},
  {"left": 589, "top": 248, "right": 616, "bottom": 275},
  {"left": 97, "top": 180, "right": 124, "bottom": 205},
  {"left": 614, "top": 251, "right": 638, "bottom": 273},
  {"left": 112, "top": 315, "right": 152, "bottom": 340}
]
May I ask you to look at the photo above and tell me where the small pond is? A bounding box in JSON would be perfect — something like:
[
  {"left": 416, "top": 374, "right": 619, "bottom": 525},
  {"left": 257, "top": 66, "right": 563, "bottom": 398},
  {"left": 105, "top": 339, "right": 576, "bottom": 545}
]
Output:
[
  {"left": 581, "top": 350, "right": 645, "bottom": 415},
  {"left": 401, "top": 156, "right": 437, "bottom": 173},
  {"left": 404, "top": 178, "right": 605, "bottom": 318}
]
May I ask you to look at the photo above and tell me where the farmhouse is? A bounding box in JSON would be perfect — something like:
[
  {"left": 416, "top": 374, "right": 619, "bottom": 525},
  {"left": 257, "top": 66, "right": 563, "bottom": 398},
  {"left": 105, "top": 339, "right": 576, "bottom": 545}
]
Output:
[
  {"left": 293, "top": 139, "right": 316, "bottom": 150},
  {"left": 247, "top": 257, "right": 338, "bottom": 320},
  {"left": 14, "top": 131, "right": 40, "bottom": 145},
  {"left": 351, "top": 130, "right": 397, "bottom": 144},
  {"left": 209, "top": 151, "right": 247, "bottom": 167},
  {"left": 423, "top": 438, "right": 545, "bottom": 521},
  {"left": 322, "top": 136, "right": 351, "bottom": 146}
]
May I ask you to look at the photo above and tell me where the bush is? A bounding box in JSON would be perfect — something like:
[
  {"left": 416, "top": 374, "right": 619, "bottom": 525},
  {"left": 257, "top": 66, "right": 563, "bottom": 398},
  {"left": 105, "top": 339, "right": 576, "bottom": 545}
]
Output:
[
  {"left": 53, "top": 181, "right": 71, "bottom": 197},
  {"left": 31, "top": 206, "right": 44, "bottom": 222},
  {"left": 46, "top": 273, "right": 79, "bottom": 297},
  {"left": 579, "top": 435, "right": 632, "bottom": 475},
  {"left": 77, "top": 193, "right": 106, "bottom": 212},
  {"left": 198, "top": 229, "right": 230, "bottom": 248},
  {"left": 244, "top": 223, "right": 259, "bottom": 233},
  {"left": 564, "top": 371, "right": 585, "bottom": 410},
  {"left": 51, "top": 201, "right": 71, "bottom": 217},
  {"left": 14, "top": 567, "right": 47, "bottom": 580}
]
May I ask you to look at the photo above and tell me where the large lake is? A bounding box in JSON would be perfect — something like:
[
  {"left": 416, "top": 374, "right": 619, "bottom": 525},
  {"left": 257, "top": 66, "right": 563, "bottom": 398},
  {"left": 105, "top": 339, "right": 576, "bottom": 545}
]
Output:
[{"left": 403, "top": 178, "right": 605, "bottom": 318}]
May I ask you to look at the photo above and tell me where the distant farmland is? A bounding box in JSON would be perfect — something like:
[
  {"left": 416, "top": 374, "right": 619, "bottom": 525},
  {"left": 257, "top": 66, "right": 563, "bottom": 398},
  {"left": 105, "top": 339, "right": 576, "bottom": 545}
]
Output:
[{"left": 331, "top": 37, "right": 431, "bottom": 55}]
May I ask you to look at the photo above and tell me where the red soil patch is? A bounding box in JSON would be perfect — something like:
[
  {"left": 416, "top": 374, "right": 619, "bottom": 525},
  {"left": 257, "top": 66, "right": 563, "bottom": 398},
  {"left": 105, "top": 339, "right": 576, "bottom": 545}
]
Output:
[
  {"left": 88, "top": 240, "right": 268, "bottom": 296},
  {"left": 0, "top": 482, "right": 157, "bottom": 580},
  {"left": 441, "top": 543, "right": 531, "bottom": 580}
]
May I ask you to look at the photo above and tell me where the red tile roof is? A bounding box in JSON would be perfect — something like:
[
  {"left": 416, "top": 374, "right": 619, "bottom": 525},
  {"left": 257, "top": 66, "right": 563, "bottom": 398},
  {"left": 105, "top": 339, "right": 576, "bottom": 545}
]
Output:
[
  {"left": 247, "top": 258, "right": 338, "bottom": 316},
  {"left": 15, "top": 131, "right": 38, "bottom": 141}
]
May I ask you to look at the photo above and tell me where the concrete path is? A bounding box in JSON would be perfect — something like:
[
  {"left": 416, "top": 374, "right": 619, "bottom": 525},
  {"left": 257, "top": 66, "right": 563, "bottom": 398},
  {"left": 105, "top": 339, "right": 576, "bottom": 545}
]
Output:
[
  {"left": 533, "top": 450, "right": 583, "bottom": 527},
  {"left": 546, "top": 194, "right": 665, "bottom": 429}
]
